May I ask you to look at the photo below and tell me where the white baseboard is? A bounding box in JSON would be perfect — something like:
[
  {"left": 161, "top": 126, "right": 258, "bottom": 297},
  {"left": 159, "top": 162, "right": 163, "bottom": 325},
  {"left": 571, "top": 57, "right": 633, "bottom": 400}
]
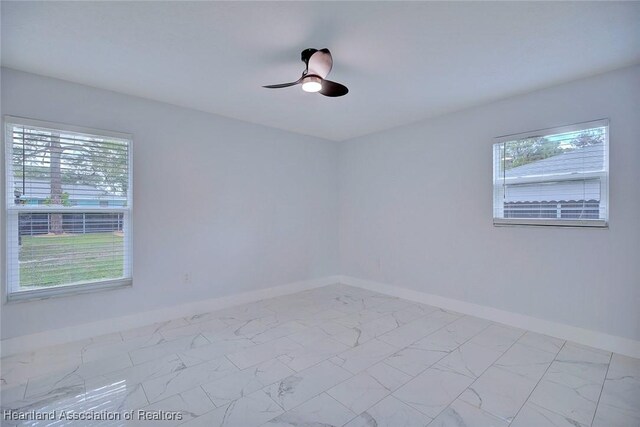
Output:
[
  {"left": 4, "top": 275, "right": 639, "bottom": 359},
  {"left": 339, "top": 275, "right": 640, "bottom": 359},
  {"left": 0, "top": 276, "right": 340, "bottom": 357}
]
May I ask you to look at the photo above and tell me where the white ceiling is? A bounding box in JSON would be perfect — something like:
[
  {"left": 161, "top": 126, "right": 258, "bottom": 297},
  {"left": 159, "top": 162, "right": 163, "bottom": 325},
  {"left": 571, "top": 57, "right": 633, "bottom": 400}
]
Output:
[{"left": 2, "top": 2, "right": 639, "bottom": 141}]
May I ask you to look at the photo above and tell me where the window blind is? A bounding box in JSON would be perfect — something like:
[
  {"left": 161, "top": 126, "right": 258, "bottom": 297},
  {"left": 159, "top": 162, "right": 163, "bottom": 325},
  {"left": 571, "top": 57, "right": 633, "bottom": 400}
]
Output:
[
  {"left": 4, "top": 117, "right": 132, "bottom": 298},
  {"left": 493, "top": 119, "right": 608, "bottom": 227}
]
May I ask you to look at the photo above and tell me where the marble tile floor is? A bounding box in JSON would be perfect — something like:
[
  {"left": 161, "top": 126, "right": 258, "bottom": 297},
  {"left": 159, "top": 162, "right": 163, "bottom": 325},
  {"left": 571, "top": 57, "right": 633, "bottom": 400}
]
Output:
[{"left": 1, "top": 284, "right": 638, "bottom": 427}]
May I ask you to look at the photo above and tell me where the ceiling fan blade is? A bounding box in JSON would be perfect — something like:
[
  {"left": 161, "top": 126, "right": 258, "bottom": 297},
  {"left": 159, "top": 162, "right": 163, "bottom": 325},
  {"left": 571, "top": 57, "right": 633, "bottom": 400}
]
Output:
[
  {"left": 319, "top": 79, "right": 348, "bottom": 97},
  {"left": 301, "top": 48, "right": 318, "bottom": 74},
  {"left": 307, "top": 48, "right": 333, "bottom": 79},
  {"left": 263, "top": 77, "right": 302, "bottom": 89}
]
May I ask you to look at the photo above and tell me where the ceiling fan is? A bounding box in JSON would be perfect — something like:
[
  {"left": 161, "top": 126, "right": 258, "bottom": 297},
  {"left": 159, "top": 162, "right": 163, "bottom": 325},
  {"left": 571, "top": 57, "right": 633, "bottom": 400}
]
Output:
[{"left": 263, "top": 48, "right": 349, "bottom": 97}]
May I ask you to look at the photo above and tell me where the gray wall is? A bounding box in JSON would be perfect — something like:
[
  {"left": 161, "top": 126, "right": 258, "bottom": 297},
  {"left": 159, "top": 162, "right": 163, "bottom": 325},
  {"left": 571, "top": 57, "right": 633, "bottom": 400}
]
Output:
[
  {"left": 339, "top": 65, "right": 640, "bottom": 341},
  {"left": 1, "top": 68, "right": 340, "bottom": 339},
  {"left": 3, "top": 65, "right": 639, "bottom": 343}
]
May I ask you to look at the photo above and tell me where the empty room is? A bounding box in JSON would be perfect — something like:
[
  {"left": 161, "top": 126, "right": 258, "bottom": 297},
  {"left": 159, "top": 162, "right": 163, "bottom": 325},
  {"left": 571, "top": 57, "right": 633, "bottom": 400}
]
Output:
[{"left": 1, "top": 1, "right": 639, "bottom": 426}]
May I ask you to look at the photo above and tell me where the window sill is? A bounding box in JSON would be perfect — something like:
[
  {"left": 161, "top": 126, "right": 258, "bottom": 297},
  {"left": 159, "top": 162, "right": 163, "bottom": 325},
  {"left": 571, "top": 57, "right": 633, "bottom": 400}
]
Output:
[
  {"left": 493, "top": 218, "right": 608, "bottom": 228},
  {"left": 6, "top": 278, "right": 132, "bottom": 303}
]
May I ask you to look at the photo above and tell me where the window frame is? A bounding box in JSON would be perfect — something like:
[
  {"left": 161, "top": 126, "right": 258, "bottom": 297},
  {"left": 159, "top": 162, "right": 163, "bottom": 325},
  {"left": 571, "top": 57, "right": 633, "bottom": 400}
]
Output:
[
  {"left": 3, "top": 116, "right": 133, "bottom": 302},
  {"left": 492, "top": 119, "right": 609, "bottom": 228}
]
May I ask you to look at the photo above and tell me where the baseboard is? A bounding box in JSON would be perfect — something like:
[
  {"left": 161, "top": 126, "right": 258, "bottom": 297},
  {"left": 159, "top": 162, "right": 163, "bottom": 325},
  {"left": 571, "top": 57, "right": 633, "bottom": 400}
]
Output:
[
  {"left": 4, "top": 275, "right": 638, "bottom": 359},
  {"left": 339, "top": 275, "right": 640, "bottom": 359},
  {"left": 0, "top": 275, "right": 340, "bottom": 357}
]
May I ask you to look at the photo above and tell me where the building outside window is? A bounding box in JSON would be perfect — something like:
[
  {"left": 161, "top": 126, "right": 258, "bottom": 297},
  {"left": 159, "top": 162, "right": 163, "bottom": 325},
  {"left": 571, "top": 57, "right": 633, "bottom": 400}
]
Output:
[{"left": 493, "top": 119, "right": 608, "bottom": 227}]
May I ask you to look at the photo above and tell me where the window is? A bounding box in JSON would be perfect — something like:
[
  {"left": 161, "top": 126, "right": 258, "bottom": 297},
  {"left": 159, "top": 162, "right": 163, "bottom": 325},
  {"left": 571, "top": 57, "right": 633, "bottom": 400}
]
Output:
[
  {"left": 4, "top": 117, "right": 132, "bottom": 300},
  {"left": 493, "top": 119, "right": 608, "bottom": 227}
]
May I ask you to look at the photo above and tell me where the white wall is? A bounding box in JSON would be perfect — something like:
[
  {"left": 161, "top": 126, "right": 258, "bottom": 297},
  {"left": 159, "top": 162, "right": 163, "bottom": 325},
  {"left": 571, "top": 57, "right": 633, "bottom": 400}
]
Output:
[
  {"left": 2, "top": 65, "right": 638, "bottom": 346},
  {"left": 0, "top": 68, "right": 340, "bottom": 340},
  {"left": 339, "top": 65, "right": 640, "bottom": 342}
]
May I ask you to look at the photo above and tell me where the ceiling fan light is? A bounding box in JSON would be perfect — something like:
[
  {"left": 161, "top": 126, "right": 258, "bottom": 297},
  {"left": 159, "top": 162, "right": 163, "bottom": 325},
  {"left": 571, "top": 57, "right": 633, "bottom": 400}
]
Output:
[{"left": 301, "top": 76, "right": 322, "bottom": 93}]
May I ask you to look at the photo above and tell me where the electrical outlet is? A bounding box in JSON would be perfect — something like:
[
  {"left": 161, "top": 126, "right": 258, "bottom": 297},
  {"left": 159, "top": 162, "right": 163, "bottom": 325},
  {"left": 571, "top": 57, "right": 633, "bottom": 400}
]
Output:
[{"left": 183, "top": 273, "right": 191, "bottom": 284}]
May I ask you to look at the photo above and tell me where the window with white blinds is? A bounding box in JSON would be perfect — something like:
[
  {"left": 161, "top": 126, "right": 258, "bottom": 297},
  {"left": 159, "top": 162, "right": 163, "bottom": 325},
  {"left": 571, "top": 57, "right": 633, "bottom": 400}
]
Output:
[
  {"left": 493, "top": 119, "right": 608, "bottom": 227},
  {"left": 4, "top": 117, "right": 132, "bottom": 300}
]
